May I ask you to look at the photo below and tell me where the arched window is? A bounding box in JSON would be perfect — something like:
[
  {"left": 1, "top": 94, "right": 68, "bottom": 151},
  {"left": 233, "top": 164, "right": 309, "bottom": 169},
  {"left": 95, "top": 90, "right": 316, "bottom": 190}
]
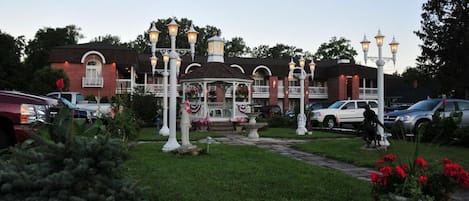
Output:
[{"left": 83, "top": 60, "right": 103, "bottom": 87}]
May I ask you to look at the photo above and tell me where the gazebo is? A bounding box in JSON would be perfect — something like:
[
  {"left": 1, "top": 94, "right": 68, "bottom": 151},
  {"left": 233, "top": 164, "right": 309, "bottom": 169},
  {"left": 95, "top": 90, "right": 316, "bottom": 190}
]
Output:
[{"left": 180, "top": 36, "right": 253, "bottom": 123}]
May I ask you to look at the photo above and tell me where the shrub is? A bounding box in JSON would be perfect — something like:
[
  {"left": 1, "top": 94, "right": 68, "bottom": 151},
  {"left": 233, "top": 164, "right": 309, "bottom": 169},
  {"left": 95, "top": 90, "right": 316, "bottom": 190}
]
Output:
[
  {"left": 0, "top": 108, "right": 147, "bottom": 201},
  {"left": 268, "top": 116, "right": 294, "bottom": 128},
  {"left": 420, "top": 112, "right": 461, "bottom": 144},
  {"left": 130, "top": 93, "right": 160, "bottom": 127}
]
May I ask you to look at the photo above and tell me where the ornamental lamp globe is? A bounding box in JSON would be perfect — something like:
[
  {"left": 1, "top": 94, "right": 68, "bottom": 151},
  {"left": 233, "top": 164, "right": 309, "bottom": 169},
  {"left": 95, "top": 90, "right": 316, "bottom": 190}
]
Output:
[
  {"left": 375, "top": 30, "right": 385, "bottom": 47},
  {"left": 167, "top": 18, "right": 179, "bottom": 37},
  {"left": 186, "top": 24, "right": 198, "bottom": 45},
  {"left": 148, "top": 22, "right": 160, "bottom": 43}
]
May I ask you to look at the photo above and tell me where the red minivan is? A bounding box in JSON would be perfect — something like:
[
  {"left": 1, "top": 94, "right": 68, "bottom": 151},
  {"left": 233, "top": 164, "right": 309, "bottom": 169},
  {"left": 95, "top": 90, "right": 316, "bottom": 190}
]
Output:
[{"left": 0, "top": 91, "right": 56, "bottom": 149}]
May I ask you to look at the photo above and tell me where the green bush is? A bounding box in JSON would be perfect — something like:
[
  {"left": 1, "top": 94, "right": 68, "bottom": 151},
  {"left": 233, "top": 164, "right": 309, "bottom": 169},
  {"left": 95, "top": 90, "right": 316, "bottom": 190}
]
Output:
[
  {"left": 268, "top": 116, "right": 294, "bottom": 128},
  {"left": 130, "top": 93, "right": 160, "bottom": 127},
  {"left": 106, "top": 96, "right": 140, "bottom": 145},
  {"left": 0, "top": 108, "right": 147, "bottom": 201},
  {"left": 420, "top": 112, "right": 461, "bottom": 144}
]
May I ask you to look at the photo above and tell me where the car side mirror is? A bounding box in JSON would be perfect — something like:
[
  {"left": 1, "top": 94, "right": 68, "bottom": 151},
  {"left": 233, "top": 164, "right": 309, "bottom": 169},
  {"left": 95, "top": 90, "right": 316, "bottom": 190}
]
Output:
[{"left": 436, "top": 108, "right": 444, "bottom": 113}]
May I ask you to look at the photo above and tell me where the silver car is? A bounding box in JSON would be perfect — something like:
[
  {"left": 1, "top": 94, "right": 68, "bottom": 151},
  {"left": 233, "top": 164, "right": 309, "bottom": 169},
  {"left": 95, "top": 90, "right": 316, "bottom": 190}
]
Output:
[{"left": 384, "top": 98, "right": 469, "bottom": 133}]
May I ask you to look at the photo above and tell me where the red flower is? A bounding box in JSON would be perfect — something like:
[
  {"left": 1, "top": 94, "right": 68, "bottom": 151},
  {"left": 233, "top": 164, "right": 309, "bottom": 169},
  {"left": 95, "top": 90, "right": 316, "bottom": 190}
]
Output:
[
  {"left": 418, "top": 175, "right": 428, "bottom": 184},
  {"left": 380, "top": 166, "right": 393, "bottom": 177},
  {"left": 395, "top": 166, "right": 407, "bottom": 178},
  {"left": 444, "top": 163, "right": 464, "bottom": 177},
  {"left": 399, "top": 163, "right": 409, "bottom": 170},
  {"left": 55, "top": 78, "right": 64, "bottom": 91},
  {"left": 415, "top": 157, "right": 427, "bottom": 167},
  {"left": 443, "top": 158, "right": 452, "bottom": 165},
  {"left": 370, "top": 172, "right": 380, "bottom": 183},
  {"left": 383, "top": 154, "right": 397, "bottom": 162}
]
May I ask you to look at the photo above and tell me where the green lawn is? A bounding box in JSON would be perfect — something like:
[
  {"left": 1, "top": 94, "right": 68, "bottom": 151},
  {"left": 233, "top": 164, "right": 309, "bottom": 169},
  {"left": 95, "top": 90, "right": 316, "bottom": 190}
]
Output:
[
  {"left": 124, "top": 143, "right": 372, "bottom": 201},
  {"left": 293, "top": 137, "right": 469, "bottom": 168},
  {"left": 138, "top": 127, "right": 224, "bottom": 141},
  {"left": 258, "top": 127, "right": 357, "bottom": 139}
]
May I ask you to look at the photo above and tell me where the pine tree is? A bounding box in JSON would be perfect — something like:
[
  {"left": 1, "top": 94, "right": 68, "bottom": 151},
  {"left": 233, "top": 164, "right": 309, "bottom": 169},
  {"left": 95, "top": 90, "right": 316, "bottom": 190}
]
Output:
[
  {"left": 415, "top": 0, "right": 469, "bottom": 97},
  {"left": 0, "top": 109, "right": 147, "bottom": 201}
]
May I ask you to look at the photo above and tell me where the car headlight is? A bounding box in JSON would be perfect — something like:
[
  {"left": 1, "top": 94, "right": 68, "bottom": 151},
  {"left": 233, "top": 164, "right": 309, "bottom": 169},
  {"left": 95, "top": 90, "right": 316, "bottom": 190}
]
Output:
[
  {"left": 313, "top": 112, "right": 322, "bottom": 118},
  {"left": 20, "top": 104, "right": 48, "bottom": 124},
  {"left": 397, "top": 115, "right": 412, "bottom": 122}
]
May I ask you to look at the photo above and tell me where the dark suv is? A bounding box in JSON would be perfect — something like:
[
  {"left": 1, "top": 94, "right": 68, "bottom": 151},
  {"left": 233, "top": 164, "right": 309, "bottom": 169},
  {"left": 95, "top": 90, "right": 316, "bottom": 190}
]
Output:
[{"left": 0, "top": 91, "right": 55, "bottom": 149}]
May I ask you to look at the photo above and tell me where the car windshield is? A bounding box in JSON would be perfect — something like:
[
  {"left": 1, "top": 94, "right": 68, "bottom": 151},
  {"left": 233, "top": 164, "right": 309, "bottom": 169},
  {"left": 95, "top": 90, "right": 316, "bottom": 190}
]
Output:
[
  {"left": 76, "top": 94, "right": 86, "bottom": 102},
  {"left": 328, "top": 101, "right": 345, "bottom": 109},
  {"left": 60, "top": 98, "right": 77, "bottom": 109},
  {"left": 407, "top": 99, "right": 441, "bottom": 111}
]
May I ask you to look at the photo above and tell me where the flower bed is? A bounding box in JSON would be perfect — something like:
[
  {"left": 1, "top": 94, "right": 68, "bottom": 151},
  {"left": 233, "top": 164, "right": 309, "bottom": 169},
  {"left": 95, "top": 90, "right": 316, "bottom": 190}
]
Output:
[{"left": 370, "top": 154, "right": 469, "bottom": 200}]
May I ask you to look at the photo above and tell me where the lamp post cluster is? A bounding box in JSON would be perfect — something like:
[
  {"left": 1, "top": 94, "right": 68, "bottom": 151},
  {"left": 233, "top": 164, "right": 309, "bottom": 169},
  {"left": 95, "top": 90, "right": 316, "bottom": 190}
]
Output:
[
  {"left": 148, "top": 18, "right": 198, "bottom": 152},
  {"left": 288, "top": 56, "right": 315, "bottom": 135},
  {"left": 360, "top": 30, "right": 399, "bottom": 146}
]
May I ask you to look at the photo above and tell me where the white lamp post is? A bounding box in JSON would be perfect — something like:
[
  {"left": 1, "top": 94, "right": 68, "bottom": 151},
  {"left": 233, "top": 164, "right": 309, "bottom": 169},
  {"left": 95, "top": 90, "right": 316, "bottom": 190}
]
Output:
[
  {"left": 288, "top": 56, "right": 315, "bottom": 135},
  {"left": 147, "top": 18, "right": 198, "bottom": 152},
  {"left": 360, "top": 30, "right": 399, "bottom": 147}
]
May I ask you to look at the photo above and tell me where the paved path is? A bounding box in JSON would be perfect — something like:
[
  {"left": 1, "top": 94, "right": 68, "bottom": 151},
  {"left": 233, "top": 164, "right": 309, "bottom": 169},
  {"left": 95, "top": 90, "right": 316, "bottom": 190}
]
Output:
[{"left": 205, "top": 133, "right": 469, "bottom": 201}]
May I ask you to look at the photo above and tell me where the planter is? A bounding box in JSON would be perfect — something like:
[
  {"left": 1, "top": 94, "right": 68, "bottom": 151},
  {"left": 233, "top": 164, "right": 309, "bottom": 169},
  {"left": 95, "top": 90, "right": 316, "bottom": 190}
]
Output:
[
  {"left": 235, "top": 125, "right": 243, "bottom": 133},
  {"left": 200, "top": 126, "right": 208, "bottom": 132},
  {"left": 388, "top": 193, "right": 410, "bottom": 201}
]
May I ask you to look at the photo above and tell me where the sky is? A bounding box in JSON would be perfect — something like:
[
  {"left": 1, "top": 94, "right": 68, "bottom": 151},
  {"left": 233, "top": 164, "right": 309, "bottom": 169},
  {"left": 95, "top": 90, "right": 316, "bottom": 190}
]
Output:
[{"left": 0, "top": 0, "right": 426, "bottom": 74}]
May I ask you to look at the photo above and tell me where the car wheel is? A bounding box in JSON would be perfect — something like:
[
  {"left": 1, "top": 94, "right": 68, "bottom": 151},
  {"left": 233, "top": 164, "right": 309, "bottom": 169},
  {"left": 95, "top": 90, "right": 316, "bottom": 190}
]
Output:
[
  {"left": 323, "top": 116, "right": 336, "bottom": 129},
  {"left": 414, "top": 119, "right": 429, "bottom": 134},
  {"left": 0, "top": 128, "right": 11, "bottom": 149}
]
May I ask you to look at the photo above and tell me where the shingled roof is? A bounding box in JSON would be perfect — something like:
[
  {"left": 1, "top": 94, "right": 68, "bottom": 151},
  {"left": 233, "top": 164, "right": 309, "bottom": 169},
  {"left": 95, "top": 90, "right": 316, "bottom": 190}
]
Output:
[{"left": 180, "top": 62, "right": 253, "bottom": 81}]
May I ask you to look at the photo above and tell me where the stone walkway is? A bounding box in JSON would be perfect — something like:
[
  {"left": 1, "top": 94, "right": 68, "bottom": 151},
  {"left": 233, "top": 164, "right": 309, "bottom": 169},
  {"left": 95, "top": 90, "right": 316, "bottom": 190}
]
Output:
[{"left": 205, "top": 133, "right": 469, "bottom": 201}]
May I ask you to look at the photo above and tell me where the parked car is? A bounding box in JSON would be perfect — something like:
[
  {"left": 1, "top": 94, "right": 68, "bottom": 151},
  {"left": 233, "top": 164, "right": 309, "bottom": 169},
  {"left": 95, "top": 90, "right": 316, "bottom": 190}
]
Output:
[
  {"left": 254, "top": 105, "right": 282, "bottom": 118},
  {"left": 311, "top": 99, "right": 378, "bottom": 128},
  {"left": 384, "top": 98, "right": 469, "bottom": 134},
  {"left": 385, "top": 103, "right": 411, "bottom": 113},
  {"left": 0, "top": 91, "right": 55, "bottom": 149},
  {"left": 47, "top": 92, "right": 111, "bottom": 118}
]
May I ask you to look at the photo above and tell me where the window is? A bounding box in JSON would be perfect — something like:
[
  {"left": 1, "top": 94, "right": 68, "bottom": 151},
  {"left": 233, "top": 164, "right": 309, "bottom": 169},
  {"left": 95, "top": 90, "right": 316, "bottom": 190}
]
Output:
[
  {"left": 357, "top": 101, "right": 367, "bottom": 108},
  {"left": 368, "top": 101, "right": 378, "bottom": 108},
  {"left": 86, "top": 60, "right": 102, "bottom": 79},
  {"left": 342, "top": 102, "right": 356, "bottom": 110},
  {"left": 457, "top": 101, "right": 469, "bottom": 110}
]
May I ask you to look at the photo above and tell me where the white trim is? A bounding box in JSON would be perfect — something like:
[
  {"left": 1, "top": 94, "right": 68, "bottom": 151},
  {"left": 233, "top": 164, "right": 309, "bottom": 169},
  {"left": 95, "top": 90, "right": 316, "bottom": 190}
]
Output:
[
  {"left": 230, "top": 64, "right": 245, "bottom": 73},
  {"left": 184, "top": 63, "right": 202, "bottom": 74},
  {"left": 252, "top": 65, "right": 272, "bottom": 76},
  {"left": 80, "top": 50, "right": 106, "bottom": 64}
]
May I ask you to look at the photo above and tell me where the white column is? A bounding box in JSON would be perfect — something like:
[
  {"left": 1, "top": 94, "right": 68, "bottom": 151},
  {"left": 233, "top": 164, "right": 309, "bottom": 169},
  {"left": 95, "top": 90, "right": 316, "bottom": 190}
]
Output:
[
  {"left": 162, "top": 47, "right": 181, "bottom": 152},
  {"left": 144, "top": 73, "right": 148, "bottom": 93},
  {"left": 159, "top": 69, "right": 170, "bottom": 136},
  {"left": 376, "top": 46, "right": 389, "bottom": 146},
  {"left": 296, "top": 71, "right": 307, "bottom": 135},
  {"left": 232, "top": 83, "right": 237, "bottom": 120},
  {"left": 204, "top": 82, "right": 208, "bottom": 118}
]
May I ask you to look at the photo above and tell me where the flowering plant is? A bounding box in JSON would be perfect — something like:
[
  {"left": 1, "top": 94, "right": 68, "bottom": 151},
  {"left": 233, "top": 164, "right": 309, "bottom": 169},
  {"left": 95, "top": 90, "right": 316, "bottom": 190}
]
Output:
[
  {"left": 370, "top": 154, "right": 469, "bottom": 200},
  {"left": 185, "top": 87, "right": 199, "bottom": 99},
  {"left": 199, "top": 117, "right": 210, "bottom": 126},
  {"left": 236, "top": 86, "right": 249, "bottom": 97}
]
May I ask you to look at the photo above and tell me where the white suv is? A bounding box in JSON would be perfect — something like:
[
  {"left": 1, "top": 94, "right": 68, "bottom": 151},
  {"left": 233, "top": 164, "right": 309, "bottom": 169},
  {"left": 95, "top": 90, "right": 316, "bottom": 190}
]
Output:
[{"left": 311, "top": 100, "right": 378, "bottom": 128}]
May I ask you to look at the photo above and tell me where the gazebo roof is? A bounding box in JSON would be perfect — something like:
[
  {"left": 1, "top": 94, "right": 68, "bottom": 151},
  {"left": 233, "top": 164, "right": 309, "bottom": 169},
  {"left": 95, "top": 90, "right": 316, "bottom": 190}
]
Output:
[{"left": 180, "top": 62, "right": 253, "bottom": 82}]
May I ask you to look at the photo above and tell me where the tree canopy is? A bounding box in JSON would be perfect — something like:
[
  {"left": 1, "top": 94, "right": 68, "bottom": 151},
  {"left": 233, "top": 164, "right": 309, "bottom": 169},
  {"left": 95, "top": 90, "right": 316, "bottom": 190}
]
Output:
[
  {"left": 0, "top": 30, "right": 25, "bottom": 90},
  {"left": 414, "top": 0, "right": 469, "bottom": 98},
  {"left": 313, "top": 36, "right": 357, "bottom": 62}
]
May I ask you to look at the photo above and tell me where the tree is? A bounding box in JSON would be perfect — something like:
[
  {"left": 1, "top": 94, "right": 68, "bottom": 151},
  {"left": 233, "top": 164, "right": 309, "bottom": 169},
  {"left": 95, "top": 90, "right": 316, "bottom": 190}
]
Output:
[
  {"left": 250, "top": 44, "right": 271, "bottom": 58},
  {"left": 313, "top": 36, "right": 357, "bottom": 62},
  {"left": 28, "top": 68, "right": 69, "bottom": 95},
  {"left": 25, "top": 25, "right": 83, "bottom": 71},
  {"left": 415, "top": 0, "right": 469, "bottom": 98},
  {"left": 0, "top": 30, "right": 25, "bottom": 90},
  {"left": 225, "top": 37, "right": 250, "bottom": 57},
  {"left": 90, "top": 34, "right": 121, "bottom": 45},
  {"left": 250, "top": 44, "right": 305, "bottom": 59}
]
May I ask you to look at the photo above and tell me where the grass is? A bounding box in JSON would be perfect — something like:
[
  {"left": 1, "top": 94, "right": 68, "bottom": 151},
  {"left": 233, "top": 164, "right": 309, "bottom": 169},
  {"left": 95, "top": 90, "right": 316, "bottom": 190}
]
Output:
[
  {"left": 124, "top": 143, "right": 372, "bottom": 201},
  {"left": 137, "top": 127, "right": 224, "bottom": 141},
  {"left": 258, "top": 127, "right": 357, "bottom": 139},
  {"left": 293, "top": 138, "right": 469, "bottom": 168}
]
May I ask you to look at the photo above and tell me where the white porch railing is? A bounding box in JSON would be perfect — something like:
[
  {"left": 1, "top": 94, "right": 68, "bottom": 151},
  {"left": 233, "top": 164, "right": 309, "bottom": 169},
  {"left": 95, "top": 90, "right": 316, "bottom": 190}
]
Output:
[
  {"left": 252, "top": 85, "right": 270, "bottom": 98},
  {"left": 308, "top": 87, "right": 328, "bottom": 99},
  {"left": 359, "top": 88, "right": 378, "bottom": 99},
  {"left": 82, "top": 77, "right": 103, "bottom": 88},
  {"left": 116, "top": 79, "right": 131, "bottom": 94}
]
